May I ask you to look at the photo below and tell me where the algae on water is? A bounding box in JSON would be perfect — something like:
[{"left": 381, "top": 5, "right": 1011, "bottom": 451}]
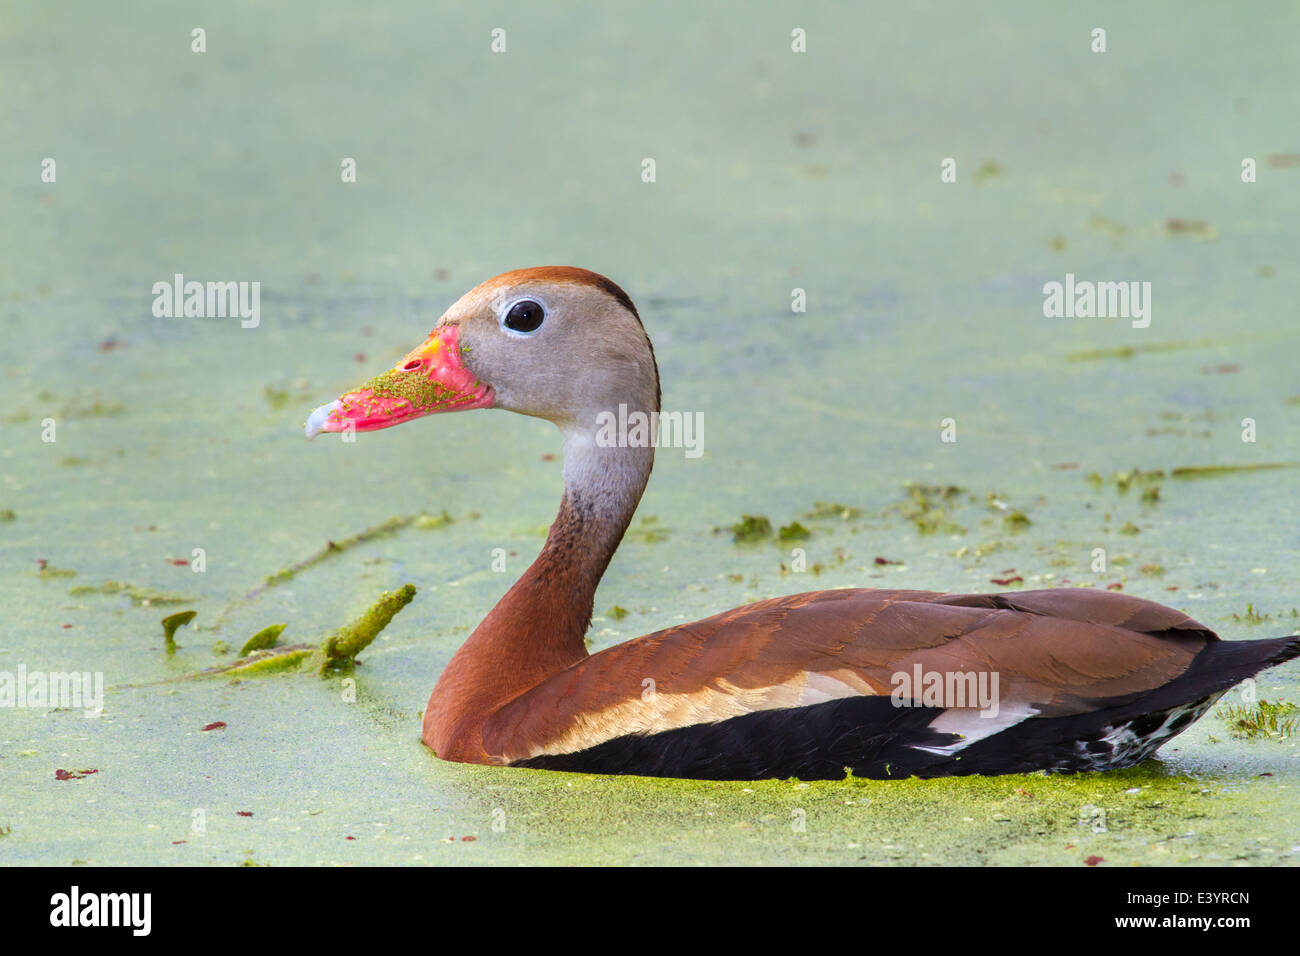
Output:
[
  {"left": 125, "top": 586, "right": 416, "bottom": 685},
  {"left": 311, "top": 583, "right": 417, "bottom": 673},
  {"left": 71, "top": 581, "right": 195, "bottom": 606},
  {"left": 1214, "top": 700, "right": 1298, "bottom": 740},
  {"left": 160, "top": 610, "right": 196, "bottom": 652},
  {"left": 210, "top": 514, "right": 436, "bottom": 628},
  {"left": 240, "top": 623, "right": 287, "bottom": 656},
  {"left": 777, "top": 521, "right": 811, "bottom": 542},
  {"left": 728, "top": 514, "right": 773, "bottom": 543}
]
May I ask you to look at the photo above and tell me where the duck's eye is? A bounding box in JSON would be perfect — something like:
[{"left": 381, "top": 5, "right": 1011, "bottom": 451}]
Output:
[{"left": 503, "top": 299, "right": 545, "bottom": 334}]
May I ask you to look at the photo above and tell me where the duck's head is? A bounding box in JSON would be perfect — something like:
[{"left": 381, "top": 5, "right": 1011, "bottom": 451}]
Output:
[{"left": 305, "top": 266, "right": 659, "bottom": 440}]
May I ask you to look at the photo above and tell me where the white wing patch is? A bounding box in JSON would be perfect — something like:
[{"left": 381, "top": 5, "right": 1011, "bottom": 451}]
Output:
[{"left": 911, "top": 704, "right": 1039, "bottom": 755}]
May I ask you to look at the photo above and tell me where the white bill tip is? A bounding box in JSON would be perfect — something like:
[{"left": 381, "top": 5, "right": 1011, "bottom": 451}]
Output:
[{"left": 304, "top": 400, "right": 342, "bottom": 441}]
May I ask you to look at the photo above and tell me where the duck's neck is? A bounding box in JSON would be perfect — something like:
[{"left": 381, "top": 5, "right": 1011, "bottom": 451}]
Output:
[{"left": 424, "top": 425, "right": 654, "bottom": 761}]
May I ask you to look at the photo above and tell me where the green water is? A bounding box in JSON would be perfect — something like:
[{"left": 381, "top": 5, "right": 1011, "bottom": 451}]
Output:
[{"left": 1, "top": 1, "right": 1297, "bottom": 865}]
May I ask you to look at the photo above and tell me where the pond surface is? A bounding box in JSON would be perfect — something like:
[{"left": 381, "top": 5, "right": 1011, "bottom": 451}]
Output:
[{"left": 2, "top": 1, "right": 1297, "bottom": 864}]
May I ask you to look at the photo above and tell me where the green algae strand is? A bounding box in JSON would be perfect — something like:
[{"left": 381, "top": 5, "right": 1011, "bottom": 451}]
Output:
[
  {"left": 313, "top": 584, "right": 417, "bottom": 673},
  {"left": 239, "top": 623, "right": 286, "bottom": 657},
  {"left": 223, "top": 647, "right": 313, "bottom": 677},
  {"left": 160, "top": 610, "right": 196, "bottom": 653}
]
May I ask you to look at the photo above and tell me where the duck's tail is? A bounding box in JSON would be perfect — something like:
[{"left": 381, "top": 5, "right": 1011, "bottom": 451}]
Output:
[
  {"left": 943, "top": 634, "right": 1300, "bottom": 776},
  {"left": 1122, "top": 632, "right": 1300, "bottom": 720},
  {"left": 1191, "top": 633, "right": 1300, "bottom": 696}
]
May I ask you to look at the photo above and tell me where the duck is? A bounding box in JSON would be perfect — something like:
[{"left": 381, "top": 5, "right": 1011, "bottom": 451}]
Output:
[{"left": 305, "top": 266, "right": 1300, "bottom": 780}]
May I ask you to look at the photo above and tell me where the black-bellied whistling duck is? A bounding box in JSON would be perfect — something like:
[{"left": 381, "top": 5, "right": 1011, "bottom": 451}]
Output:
[{"left": 306, "top": 267, "right": 1300, "bottom": 780}]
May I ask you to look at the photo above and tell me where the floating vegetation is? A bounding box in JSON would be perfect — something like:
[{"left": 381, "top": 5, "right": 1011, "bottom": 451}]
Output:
[
  {"left": 210, "top": 513, "right": 433, "bottom": 629},
  {"left": 626, "top": 515, "right": 669, "bottom": 544},
  {"left": 777, "top": 521, "right": 811, "bottom": 542},
  {"left": 1116, "top": 468, "right": 1163, "bottom": 492},
  {"left": 36, "top": 563, "right": 77, "bottom": 578},
  {"left": 1070, "top": 346, "right": 1138, "bottom": 361},
  {"left": 311, "top": 583, "right": 416, "bottom": 673},
  {"left": 1066, "top": 339, "right": 1214, "bottom": 362},
  {"left": 263, "top": 384, "right": 293, "bottom": 410},
  {"left": 260, "top": 515, "right": 418, "bottom": 589},
  {"left": 1118, "top": 522, "right": 1140, "bottom": 535},
  {"left": 413, "top": 510, "right": 455, "bottom": 530},
  {"left": 211, "top": 641, "right": 229, "bottom": 656},
  {"left": 803, "top": 501, "right": 862, "bottom": 521},
  {"left": 239, "top": 623, "right": 286, "bottom": 656},
  {"left": 1003, "top": 511, "right": 1031, "bottom": 530},
  {"left": 0, "top": 509, "right": 15, "bottom": 521},
  {"left": 1232, "top": 604, "right": 1270, "bottom": 625},
  {"left": 972, "top": 159, "right": 1005, "bottom": 183},
  {"left": 124, "top": 586, "right": 416, "bottom": 686},
  {"left": 70, "top": 581, "right": 194, "bottom": 606},
  {"left": 60, "top": 398, "right": 124, "bottom": 418},
  {"left": 160, "top": 610, "right": 196, "bottom": 652},
  {"left": 1170, "top": 463, "right": 1296, "bottom": 479},
  {"left": 4, "top": 395, "right": 124, "bottom": 424},
  {"left": 1087, "top": 467, "right": 1165, "bottom": 493},
  {"left": 953, "top": 541, "right": 1002, "bottom": 561},
  {"left": 1214, "top": 699, "right": 1298, "bottom": 740},
  {"left": 1139, "top": 563, "right": 1165, "bottom": 576},
  {"left": 1165, "top": 218, "right": 1218, "bottom": 240},
  {"left": 723, "top": 512, "right": 837, "bottom": 544},
  {"left": 1140, "top": 485, "right": 1161, "bottom": 505},
  {"left": 1086, "top": 214, "right": 1127, "bottom": 238},
  {"left": 893, "top": 483, "right": 967, "bottom": 535},
  {"left": 727, "top": 515, "right": 773, "bottom": 543},
  {"left": 220, "top": 647, "right": 314, "bottom": 677},
  {"left": 606, "top": 605, "right": 629, "bottom": 621}
]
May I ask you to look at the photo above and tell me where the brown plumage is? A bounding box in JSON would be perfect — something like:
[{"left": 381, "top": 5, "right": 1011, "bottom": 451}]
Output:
[
  {"left": 307, "top": 267, "right": 1300, "bottom": 780},
  {"left": 483, "top": 587, "right": 1211, "bottom": 762}
]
